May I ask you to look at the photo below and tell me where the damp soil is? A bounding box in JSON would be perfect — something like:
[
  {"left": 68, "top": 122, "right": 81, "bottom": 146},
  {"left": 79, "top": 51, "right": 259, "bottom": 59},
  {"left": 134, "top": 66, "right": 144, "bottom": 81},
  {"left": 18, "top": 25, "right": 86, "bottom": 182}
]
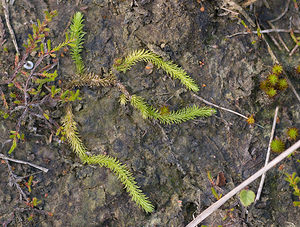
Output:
[{"left": 0, "top": 0, "right": 300, "bottom": 226}]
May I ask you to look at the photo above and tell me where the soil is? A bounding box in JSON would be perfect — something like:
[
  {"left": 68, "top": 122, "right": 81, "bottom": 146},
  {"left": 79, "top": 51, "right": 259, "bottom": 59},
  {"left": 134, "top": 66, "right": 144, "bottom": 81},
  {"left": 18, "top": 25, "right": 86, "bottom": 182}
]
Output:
[{"left": 0, "top": 0, "right": 299, "bottom": 226}]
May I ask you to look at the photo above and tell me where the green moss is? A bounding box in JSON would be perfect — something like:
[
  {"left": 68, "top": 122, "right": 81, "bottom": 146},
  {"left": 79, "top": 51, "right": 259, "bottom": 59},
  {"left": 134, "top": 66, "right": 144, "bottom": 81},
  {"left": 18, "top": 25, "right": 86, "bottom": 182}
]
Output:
[
  {"left": 260, "top": 79, "right": 270, "bottom": 91},
  {"left": 296, "top": 65, "right": 300, "bottom": 74},
  {"left": 267, "top": 74, "right": 278, "bottom": 86},
  {"left": 277, "top": 78, "right": 288, "bottom": 90},
  {"left": 272, "top": 64, "right": 283, "bottom": 75},
  {"left": 265, "top": 87, "right": 277, "bottom": 98},
  {"left": 271, "top": 139, "right": 285, "bottom": 153},
  {"left": 287, "top": 127, "right": 299, "bottom": 141}
]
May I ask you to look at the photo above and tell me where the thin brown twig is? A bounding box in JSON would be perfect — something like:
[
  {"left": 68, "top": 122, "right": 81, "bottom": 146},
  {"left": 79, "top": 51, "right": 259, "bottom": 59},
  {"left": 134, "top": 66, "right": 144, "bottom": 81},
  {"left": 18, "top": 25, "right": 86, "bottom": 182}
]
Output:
[
  {"left": 255, "top": 106, "right": 279, "bottom": 202},
  {"left": 269, "top": 0, "right": 290, "bottom": 23},
  {"left": 289, "top": 44, "right": 298, "bottom": 56},
  {"left": 0, "top": 16, "right": 6, "bottom": 46},
  {"left": 241, "top": 0, "right": 258, "bottom": 7},
  {"left": 223, "top": 0, "right": 256, "bottom": 27},
  {"left": 227, "top": 28, "right": 300, "bottom": 38},
  {"left": 220, "top": 7, "right": 239, "bottom": 16},
  {"left": 263, "top": 0, "right": 270, "bottom": 9},
  {"left": 186, "top": 139, "right": 300, "bottom": 227},
  {"left": 192, "top": 94, "right": 264, "bottom": 128},
  {"left": 4, "top": 159, "right": 28, "bottom": 201},
  {"left": 258, "top": 24, "right": 300, "bottom": 104},
  {"left": 265, "top": 28, "right": 283, "bottom": 51},
  {"left": 0, "top": 153, "right": 49, "bottom": 172},
  {"left": 256, "top": 23, "right": 278, "bottom": 64},
  {"left": 2, "top": 0, "right": 19, "bottom": 54},
  {"left": 268, "top": 22, "right": 290, "bottom": 52}
]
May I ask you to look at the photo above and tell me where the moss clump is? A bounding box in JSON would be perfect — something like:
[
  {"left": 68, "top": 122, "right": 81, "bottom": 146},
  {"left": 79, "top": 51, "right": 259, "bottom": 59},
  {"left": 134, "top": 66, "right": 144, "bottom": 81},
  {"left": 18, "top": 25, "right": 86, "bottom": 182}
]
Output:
[
  {"left": 296, "top": 65, "right": 300, "bottom": 74},
  {"left": 265, "top": 87, "right": 277, "bottom": 98},
  {"left": 287, "top": 127, "right": 299, "bottom": 141},
  {"left": 272, "top": 64, "right": 283, "bottom": 75},
  {"left": 267, "top": 74, "right": 278, "bottom": 86},
  {"left": 260, "top": 80, "right": 271, "bottom": 91},
  {"left": 277, "top": 78, "right": 288, "bottom": 90},
  {"left": 260, "top": 64, "right": 289, "bottom": 98},
  {"left": 271, "top": 138, "right": 285, "bottom": 153}
]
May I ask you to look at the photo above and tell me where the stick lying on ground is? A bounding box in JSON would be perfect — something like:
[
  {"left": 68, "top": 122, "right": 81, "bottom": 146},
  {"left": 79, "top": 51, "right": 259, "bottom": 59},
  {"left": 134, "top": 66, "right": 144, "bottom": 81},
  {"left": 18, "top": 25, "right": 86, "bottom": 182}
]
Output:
[
  {"left": 192, "top": 93, "right": 264, "bottom": 128},
  {"left": 186, "top": 139, "right": 300, "bottom": 227},
  {"left": 255, "top": 106, "right": 279, "bottom": 202},
  {"left": 0, "top": 153, "right": 49, "bottom": 173}
]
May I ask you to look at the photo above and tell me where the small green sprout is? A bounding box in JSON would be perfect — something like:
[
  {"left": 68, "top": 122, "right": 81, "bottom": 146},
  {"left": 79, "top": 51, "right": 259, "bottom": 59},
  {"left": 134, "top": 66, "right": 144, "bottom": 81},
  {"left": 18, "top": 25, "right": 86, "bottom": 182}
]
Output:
[
  {"left": 239, "top": 189, "right": 255, "bottom": 207},
  {"left": 284, "top": 172, "right": 300, "bottom": 207}
]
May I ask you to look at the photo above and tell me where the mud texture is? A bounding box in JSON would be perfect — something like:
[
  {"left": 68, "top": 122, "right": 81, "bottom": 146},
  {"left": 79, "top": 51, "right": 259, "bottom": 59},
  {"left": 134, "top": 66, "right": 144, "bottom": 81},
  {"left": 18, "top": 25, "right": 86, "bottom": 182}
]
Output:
[{"left": 0, "top": 0, "right": 299, "bottom": 226}]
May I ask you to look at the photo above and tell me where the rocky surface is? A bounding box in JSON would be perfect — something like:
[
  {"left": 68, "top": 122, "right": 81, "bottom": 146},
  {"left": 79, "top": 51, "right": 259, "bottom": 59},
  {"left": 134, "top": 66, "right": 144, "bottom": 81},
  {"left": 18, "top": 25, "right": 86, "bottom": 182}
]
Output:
[{"left": 0, "top": 0, "right": 299, "bottom": 226}]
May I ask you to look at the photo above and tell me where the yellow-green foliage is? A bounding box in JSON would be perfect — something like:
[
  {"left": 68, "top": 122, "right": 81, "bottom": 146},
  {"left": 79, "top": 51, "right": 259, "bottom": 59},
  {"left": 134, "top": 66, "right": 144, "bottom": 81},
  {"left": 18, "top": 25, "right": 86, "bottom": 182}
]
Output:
[
  {"left": 284, "top": 172, "right": 300, "bottom": 207},
  {"left": 130, "top": 95, "right": 215, "bottom": 124},
  {"left": 84, "top": 155, "right": 154, "bottom": 213},
  {"left": 278, "top": 78, "right": 288, "bottom": 90},
  {"left": 62, "top": 105, "right": 154, "bottom": 213},
  {"left": 272, "top": 64, "right": 283, "bottom": 75},
  {"left": 287, "top": 127, "right": 299, "bottom": 141},
  {"left": 113, "top": 49, "right": 199, "bottom": 92},
  {"left": 69, "top": 12, "right": 86, "bottom": 74},
  {"left": 61, "top": 105, "right": 87, "bottom": 159},
  {"left": 270, "top": 138, "right": 285, "bottom": 153},
  {"left": 267, "top": 74, "right": 278, "bottom": 86}
]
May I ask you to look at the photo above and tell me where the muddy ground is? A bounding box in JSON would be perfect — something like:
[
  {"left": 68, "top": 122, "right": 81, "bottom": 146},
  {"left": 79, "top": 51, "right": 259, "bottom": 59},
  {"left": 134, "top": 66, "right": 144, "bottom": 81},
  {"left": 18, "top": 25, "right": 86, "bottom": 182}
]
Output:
[{"left": 0, "top": 0, "right": 299, "bottom": 226}]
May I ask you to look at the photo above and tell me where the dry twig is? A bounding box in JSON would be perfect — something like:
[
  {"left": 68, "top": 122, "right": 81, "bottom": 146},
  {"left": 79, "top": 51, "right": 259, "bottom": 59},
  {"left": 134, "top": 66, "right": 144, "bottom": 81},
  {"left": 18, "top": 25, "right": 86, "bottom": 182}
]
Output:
[
  {"left": 241, "top": 0, "right": 258, "bottom": 8},
  {"left": 255, "top": 106, "right": 279, "bottom": 202},
  {"left": 186, "top": 139, "right": 300, "bottom": 227},
  {"left": 192, "top": 94, "right": 264, "bottom": 128},
  {"left": 0, "top": 16, "right": 6, "bottom": 46},
  {"left": 222, "top": 0, "right": 256, "bottom": 27},
  {"left": 258, "top": 23, "right": 300, "bottom": 104},
  {"left": 0, "top": 153, "right": 49, "bottom": 172},
  {"left": 227, "top": 28, "right": 300, "bottom": 38},
  {"left": 267, "top": 22, "right": 290, "bottom": 52},
  {"left": 1, "top": 0, "right": 19, "bottom": 54},
  {"left": 269, "top": 0, "right": 290, "bottom": 23},
  {"left": 289, "top": 44, "right": 299, "bottom": 56},
  {"left": 4, "top": 160, "right": 28, "bottom": 201}
]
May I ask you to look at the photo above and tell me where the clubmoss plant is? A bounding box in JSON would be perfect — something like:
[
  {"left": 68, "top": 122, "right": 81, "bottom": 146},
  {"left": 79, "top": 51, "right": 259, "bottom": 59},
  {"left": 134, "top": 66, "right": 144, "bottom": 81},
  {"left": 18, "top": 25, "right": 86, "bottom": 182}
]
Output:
[
  {"left": 66, "top": 11, "right": 215, "bottom": 212},
  {"left": 67, "top": 12, "right": 154, "bottom": 212},
  {"left": 69, "top": 12, "right": 86, "bottom": 75},
  {"left": 68, "top": 15, "right": 215, "bottom": 124},
  {"left": 113, "top": 49, "right": 199, "bottom": 92},
  {"left": 130, "top": 95, "right": 215, "bottom": 124},
  {"left": 62, "top": 104, "right": 154, "bottom": 212},
  {"left": 0, "top": 10, "right": 78, "bottom": 154},
  {"left": 112, "top": 50, "right": 215, "bottom": 123}
]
